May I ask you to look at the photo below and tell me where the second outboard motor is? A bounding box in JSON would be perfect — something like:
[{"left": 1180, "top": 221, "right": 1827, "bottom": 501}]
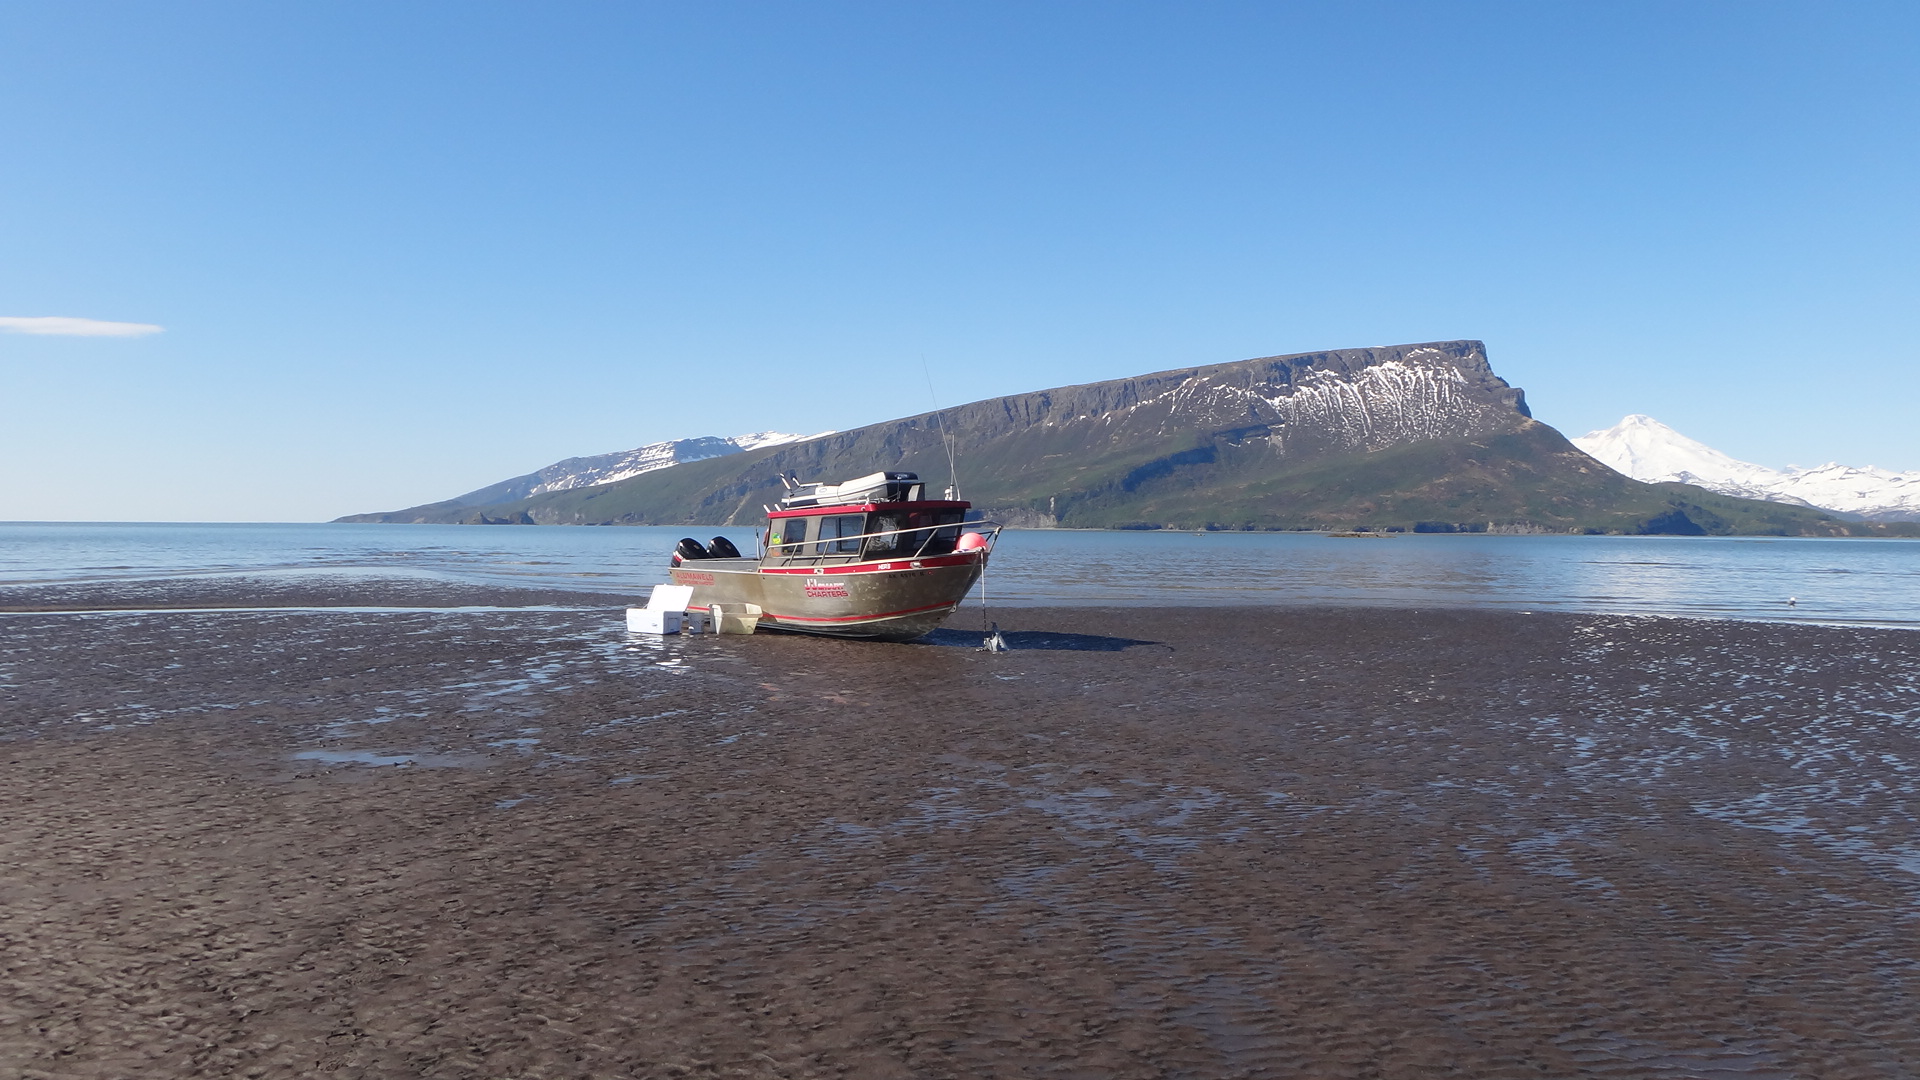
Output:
[
  {"left": 707, "top": 536, "right": 742, "bottom": 559},
  {"left": 672, "top": 537, "right": 710, "bottom": 566}
]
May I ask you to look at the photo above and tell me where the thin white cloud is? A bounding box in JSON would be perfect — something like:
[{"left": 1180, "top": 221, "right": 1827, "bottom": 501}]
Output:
[{"left": 0, "top": 316, "right": 164, "bottom": 337}]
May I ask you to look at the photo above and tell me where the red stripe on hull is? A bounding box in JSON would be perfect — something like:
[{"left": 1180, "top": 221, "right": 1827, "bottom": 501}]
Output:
[{"left": 761, "top": 600, "right": 960, "bottom": 625}]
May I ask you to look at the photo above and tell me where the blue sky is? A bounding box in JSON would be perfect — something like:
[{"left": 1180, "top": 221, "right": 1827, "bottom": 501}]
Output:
[{"left": 3, "top": 1, "right": 1916, "bottom": 521}]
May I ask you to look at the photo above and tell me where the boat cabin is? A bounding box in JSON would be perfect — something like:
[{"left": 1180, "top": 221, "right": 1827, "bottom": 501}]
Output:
[
  {"left": 667, "top": 471, "right": 979, "bottom": 569},
  {"left": 756, "top": 470, "right": 964, "bottom": 565},
  {"left": 766, "top": 501, "right": 971, "bottom": 565}
]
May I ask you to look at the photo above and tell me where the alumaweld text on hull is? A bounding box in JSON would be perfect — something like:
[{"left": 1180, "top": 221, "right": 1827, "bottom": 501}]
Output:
[{"left": 666, "top": 471, "right": 1000, "bottom": 641}]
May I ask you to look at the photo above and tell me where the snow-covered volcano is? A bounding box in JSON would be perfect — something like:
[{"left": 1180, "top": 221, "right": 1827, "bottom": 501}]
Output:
[{"left": 1573, "top": 415, "right": 1920, "bottom": 521}]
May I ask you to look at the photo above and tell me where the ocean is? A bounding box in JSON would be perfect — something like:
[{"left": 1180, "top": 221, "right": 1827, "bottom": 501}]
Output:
[{"left": 3, "top": 521, "right": 1917, "bottom": 628}]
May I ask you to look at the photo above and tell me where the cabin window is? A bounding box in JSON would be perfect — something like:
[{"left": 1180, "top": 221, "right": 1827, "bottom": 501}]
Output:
[
  {"left": 773, "top": 517, "right": 810, "bottom": 553},
  {"left": 819, "top": 514, "right": 866, "bottom": 555},
  {"left": 903, "top": 510, "right": 966, "bottom": 555},
  {"left": 866, "top": 512, "right": 905, "bottom": 556}
]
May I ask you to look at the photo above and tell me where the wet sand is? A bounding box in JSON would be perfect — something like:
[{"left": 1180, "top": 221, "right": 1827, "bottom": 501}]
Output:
[{"left": 3, "top": 587, "right": 1919, "bottom": 1078}]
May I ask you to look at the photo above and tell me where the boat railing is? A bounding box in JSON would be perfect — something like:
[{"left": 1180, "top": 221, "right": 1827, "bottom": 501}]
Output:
[{"left": 763, "top": 519, "right": 1003, "bottom": 564}]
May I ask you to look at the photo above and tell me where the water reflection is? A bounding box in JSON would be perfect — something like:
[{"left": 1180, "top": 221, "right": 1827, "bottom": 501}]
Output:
[
  {"left": 974, "top": 532, "right": 1920, "bottom": 627},
  {"left": 0, "top": 521, "right": 763, "bottom": 594}
]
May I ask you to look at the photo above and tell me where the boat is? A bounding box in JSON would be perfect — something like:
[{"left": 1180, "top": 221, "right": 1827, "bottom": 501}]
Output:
[{"left": 665, "top": 470, "right": 1000, "bottom": 640}]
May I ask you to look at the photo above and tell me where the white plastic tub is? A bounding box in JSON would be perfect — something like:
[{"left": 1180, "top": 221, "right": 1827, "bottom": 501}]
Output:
[{"left": 711, "top": 603, "right": 763, "bottom": 635}]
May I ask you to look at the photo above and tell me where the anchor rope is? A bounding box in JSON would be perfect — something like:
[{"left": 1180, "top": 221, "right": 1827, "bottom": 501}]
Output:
[{"left": 980, "top": 555, "right": 990, "bottom": 631}]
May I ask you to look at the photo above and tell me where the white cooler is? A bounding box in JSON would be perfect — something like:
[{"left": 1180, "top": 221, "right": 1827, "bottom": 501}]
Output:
[{"left": 625, "top": 608, "right": 682, "bottom": 634}]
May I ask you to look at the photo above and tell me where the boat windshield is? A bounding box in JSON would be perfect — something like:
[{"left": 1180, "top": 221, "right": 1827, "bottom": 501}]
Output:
[
  {"left": 864, "top": 509, "right": 966, "bottom": 557},
  {"left": 817, "top": 514, "right": 865, "bottom": 555}
]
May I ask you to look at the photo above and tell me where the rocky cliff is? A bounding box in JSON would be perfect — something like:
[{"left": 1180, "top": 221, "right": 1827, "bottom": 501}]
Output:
[{"left": 340, "top": 341, "right": 1873, "bottom": 536}]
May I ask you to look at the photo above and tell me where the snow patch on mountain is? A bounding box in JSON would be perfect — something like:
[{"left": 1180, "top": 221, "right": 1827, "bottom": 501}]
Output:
[
  {"left": 1572, "top": 415, "right": 1920, "bottom": 521},
  {"left": 733, "top": 430, "right": 825, "bottom": 452},
  {"left": 524, "top": 437, "right": 737, "bottom": 496},
  {"left": 1084, "top": 352, "right": 1517, "bottom": 454},
  {"left": 1266, "top": 361, "right": 1484, "bottom": 449},
  {"left": 451, "top": 430, "right": 834, "bottom": 506}
]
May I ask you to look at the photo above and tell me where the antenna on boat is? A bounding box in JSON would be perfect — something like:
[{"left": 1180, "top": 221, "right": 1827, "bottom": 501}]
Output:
[{"left": 921, "top": 354, "right": 961, "bottom": 500}]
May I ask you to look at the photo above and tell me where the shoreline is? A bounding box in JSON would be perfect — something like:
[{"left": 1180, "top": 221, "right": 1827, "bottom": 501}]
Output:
[
  {"left": 5, "top": 575, "right": 1916, "bottom": 633},
  {"left": 16, "top": 516, "right": 1920, "bottom": 535}
]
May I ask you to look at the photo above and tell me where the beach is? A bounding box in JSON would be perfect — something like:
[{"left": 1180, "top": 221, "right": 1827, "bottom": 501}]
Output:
[{"left": 3, "top": 587, "right": 1918, "bottom": 1078}]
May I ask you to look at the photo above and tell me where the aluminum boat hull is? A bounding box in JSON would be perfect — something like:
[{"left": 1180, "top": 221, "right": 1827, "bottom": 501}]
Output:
[{"left": 669, "top": 551, "right": 986, "bottom": 641}]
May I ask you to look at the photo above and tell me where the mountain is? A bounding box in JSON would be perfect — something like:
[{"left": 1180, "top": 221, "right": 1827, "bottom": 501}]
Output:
[
  {"left": 363, "top": 430, "right": 830, "bottom": 522},
  {"left": 1573, "top": 415, "right": 1920, "bottom": 522},
  {"left": 339, "top": 341, "right": 1877, "bottom": 536}
]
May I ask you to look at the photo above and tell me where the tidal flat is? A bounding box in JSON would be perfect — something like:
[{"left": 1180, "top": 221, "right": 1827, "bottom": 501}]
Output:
[{"left": 3, "top": 589, "right": 1918, "bottom": 1078}]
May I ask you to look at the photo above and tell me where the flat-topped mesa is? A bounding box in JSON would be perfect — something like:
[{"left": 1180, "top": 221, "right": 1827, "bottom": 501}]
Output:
[
  {"left": 901, "top": 340, "right": 1515, "bottom": 441},
  {"left": 969, "top": 340, "right": 1533, "bottom": 458},
  {"left": 341, "top": 341, "right": 1533, "bottom": 526},
  {"left": 341, "top": 340, "right": 1886, "bottom": 535}
]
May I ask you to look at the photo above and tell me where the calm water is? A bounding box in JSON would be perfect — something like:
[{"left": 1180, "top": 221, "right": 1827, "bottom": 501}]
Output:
[{"left": 2, "top": 522, "right": 1917, "bottom": 628}]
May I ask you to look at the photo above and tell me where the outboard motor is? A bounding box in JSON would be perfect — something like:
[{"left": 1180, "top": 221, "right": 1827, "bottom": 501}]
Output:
[
  {"left": 707, "top": 536, "right": 742, "bottom": 559},
  {"left": 671, "top": 537, "right": 710, "bottom": 567}
]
